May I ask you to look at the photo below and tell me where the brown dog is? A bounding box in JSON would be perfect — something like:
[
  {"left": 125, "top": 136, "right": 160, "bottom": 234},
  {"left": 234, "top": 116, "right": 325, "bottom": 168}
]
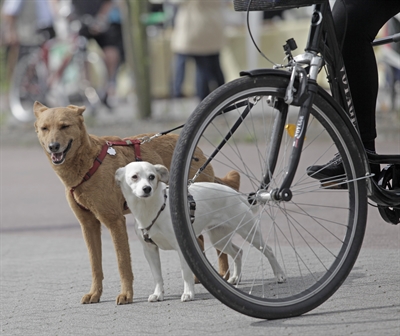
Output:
[{"left": 34, "top": 102, "right": 239, "bottom": 304}]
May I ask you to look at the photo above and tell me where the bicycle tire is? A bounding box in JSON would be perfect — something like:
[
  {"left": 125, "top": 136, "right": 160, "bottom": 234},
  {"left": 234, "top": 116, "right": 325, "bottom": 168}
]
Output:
[
  {"left": 169, "top": 73, "right": 368, "bottom": 319},
  {"left": 9, "top": 52, "right": 49, "bottom": 122}
]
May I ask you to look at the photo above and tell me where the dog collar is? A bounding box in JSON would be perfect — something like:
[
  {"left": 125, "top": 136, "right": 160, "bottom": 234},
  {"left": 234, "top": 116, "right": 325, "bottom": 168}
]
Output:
[
  {"left": 141, "top": 188, "right": 168, "bottom": 245},
  {"left": 141, "top": 190, "right": 197, "bottom": 246}
]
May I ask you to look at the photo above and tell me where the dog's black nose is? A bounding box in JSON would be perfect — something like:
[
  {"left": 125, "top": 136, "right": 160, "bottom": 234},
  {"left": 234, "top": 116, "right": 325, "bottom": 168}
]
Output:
[
  {"left": 143, "top": 186, "right": 152, "bottom": 194},
  {"left": 49, "top": 142, "right": 61, "bottom": 152}
]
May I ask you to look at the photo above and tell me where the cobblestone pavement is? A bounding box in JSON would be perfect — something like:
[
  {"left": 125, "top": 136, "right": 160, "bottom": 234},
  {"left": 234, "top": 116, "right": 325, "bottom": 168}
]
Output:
[{"left": 1, "top": 100, "right": 399, "bottom": 336}]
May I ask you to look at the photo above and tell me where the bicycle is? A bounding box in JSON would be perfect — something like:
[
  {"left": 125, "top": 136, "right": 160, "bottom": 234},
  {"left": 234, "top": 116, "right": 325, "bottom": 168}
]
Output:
[
  {"left": 9, "top": 18, "right": 108, "bottom": 122},
  {"left": 168, "top": 0, "right": 400, "bottom": 319}
]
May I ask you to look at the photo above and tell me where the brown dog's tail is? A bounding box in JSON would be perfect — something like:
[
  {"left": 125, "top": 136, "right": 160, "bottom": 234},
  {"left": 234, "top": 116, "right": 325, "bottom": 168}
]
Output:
[{"left": 214, "top": 170, "right": 240, "bottom": 191}]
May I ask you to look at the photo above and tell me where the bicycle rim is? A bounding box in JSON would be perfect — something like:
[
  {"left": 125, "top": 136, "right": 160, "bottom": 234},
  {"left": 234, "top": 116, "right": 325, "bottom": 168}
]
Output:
[{"left": 169, "top": 75, "right": 368, "bottom": 319}]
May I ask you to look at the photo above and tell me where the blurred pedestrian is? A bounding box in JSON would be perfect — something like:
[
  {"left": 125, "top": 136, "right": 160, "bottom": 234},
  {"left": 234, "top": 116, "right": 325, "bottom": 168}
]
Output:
[
  {"left": 170, "top": 0, "right": 226, "bottom": 100},
  {"left": 1, "top": 0, "right": 56, "bottom": 79},
  {"left": 70, "top": 0, "right": 125, "bottom": 108}
]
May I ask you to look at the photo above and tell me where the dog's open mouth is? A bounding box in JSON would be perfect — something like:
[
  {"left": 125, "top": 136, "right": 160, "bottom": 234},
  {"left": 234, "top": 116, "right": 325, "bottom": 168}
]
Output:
[{"left": 51, "top": 140, "right": 72, "bottom": 165}]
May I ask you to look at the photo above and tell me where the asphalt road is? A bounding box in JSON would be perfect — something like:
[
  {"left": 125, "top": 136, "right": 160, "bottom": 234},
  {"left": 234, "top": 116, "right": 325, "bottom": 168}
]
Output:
[{"left": 1, "top": 126, "right": 399, "bottom": 335}]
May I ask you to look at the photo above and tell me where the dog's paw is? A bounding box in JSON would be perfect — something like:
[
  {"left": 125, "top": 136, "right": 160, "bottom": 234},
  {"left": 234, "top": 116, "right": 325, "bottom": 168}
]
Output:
[
  {"left": 116, "top": 292, "right": 133, "bottom": 305},
  {"left": 276, "top": 273, "right": 287, "bottom": 283},
  {"left": 81, "top": 292, "right": 101, "bottom": 304},
  {"left": 148, "top": 292, "right": 164, "bottom": 302},
  {"left": 227, "top": 275, "right": 240, "bottom": 285},
  {"left": 181, "top": 292, "right": 194, "bottom": 302}
]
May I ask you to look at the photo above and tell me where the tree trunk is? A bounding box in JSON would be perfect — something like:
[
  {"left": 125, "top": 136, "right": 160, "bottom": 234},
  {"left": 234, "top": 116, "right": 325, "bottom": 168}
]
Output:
[{"left": 126, "top": 0, "right": 151, "bottom": 119}]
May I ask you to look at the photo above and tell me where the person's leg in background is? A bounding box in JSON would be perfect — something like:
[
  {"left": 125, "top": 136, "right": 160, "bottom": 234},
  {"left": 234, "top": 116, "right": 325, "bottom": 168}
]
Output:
[
  {"left": 95, "top": 23, "right": 124, "bottom": 108},
  {"left": 193, "top": 54, "right": 225, "bottom": 101},
  {"left": 193, "top": 55, "right": 211, "bottom": 101},
  {"left": 172, "top": 53, "right": 187, "bottom": 98},
  {"left": 207, "top": 53, "right": 225, "bottom": 91}
]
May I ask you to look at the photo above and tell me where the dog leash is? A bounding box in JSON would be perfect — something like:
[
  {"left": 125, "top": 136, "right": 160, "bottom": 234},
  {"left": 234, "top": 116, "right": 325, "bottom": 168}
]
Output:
[
  {"left": 106, "top": 139, "right": 143, "bottom": 161},
  {"left": 70, "top": 139, "right": 143, "bottom": 211},
  {"left": 137, "top": 124, "right": 185, "bottom": 144}
]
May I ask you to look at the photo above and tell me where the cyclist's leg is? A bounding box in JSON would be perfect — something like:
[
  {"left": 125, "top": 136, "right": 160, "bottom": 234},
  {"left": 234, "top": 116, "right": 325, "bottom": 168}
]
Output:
[
  {"left": 333, "top": 0, "right": 400, "bottom": 151},
  {"left": 308, "top": 0, "right": 400, "bottom": 181}
]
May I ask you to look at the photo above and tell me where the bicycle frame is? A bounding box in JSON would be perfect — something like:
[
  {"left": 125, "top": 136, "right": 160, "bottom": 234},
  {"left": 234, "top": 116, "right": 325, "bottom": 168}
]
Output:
[
  {"left": 39, "top": 34, "right": 83, "bottom": 88},
  {"left": 192, "top": 2, "right": 400, "bottom": 210},
  {"left": 256, "top": 2, "right": 367, "bottom": 202},
  {"left": 264, "top": 2, "right": 400, "bottom": 208}
]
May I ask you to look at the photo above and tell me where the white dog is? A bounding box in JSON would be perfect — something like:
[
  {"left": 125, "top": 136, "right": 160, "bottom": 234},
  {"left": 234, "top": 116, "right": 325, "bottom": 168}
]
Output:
[{"left": 115, "top": 162, "right": 286, "bottom": 302}]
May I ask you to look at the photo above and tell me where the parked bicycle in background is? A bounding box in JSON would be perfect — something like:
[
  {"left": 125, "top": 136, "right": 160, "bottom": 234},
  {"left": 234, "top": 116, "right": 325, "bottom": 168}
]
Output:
[
  {"left": 2, "top": 0, "right": 124, "bottom": 122},
  {"left": 8, "top": 13, "right": 108, "bottom": 122}
]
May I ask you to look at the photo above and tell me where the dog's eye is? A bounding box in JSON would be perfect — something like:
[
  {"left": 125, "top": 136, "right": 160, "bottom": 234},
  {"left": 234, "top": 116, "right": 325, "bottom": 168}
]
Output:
[
  {"left": 60, "top": 125, "right": 69, "bottom": 130},
  {"left": 41, "top": 127, "right": 48, "bottom": 131},
  {"left": 131, "top": 175, "right": 138, "bottom": 180},
  {"left": 148, "top": 174, "right": 155, "bottom": 181}
]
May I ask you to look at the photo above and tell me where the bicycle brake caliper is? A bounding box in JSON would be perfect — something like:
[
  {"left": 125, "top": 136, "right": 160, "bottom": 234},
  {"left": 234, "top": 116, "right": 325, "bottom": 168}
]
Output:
[{"left": 283, "top": 39, "right": 310, "bottom": 106}]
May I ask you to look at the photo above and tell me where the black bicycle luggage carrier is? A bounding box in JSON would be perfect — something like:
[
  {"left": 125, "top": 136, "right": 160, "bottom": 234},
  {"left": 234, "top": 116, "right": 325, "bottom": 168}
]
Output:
[{"left": 233, "top": 0, "right": 327, "bottom": 11}]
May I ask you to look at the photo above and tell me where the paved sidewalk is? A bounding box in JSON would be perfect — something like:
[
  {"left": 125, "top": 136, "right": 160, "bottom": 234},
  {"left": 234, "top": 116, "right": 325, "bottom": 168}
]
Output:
[{"left": 1, "top": 100, "right": 399, "bottom": 335}]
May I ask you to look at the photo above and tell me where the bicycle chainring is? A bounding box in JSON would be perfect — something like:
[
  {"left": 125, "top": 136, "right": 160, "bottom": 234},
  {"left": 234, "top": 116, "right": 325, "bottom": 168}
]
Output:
[{"left": 377, "top": 164, "right": 400, "bottom": 224}]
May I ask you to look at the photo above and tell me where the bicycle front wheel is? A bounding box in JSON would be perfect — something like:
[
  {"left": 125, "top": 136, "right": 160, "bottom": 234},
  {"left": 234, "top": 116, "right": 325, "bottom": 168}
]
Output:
[{"left": 169, "top": 74, "right": 368, "bottom": 319}]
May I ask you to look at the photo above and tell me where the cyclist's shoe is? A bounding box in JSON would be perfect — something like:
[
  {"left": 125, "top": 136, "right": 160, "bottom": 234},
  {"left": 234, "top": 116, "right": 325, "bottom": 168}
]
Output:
[
  {"left": 306, "top": 153, "right": 347, "bottom": 189},
  {"left": 307, "top": 152, "right": 380, "bottom": 189}
]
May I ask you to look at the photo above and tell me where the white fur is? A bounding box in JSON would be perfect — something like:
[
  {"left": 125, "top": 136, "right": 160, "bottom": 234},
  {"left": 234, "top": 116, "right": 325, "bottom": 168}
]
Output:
[{"left": 115, "top": 162, "right": 286, "bottom": 302}]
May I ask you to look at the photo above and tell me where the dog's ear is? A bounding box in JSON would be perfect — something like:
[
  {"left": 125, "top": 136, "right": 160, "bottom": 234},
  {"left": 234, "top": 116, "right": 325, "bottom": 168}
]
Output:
[
  {"left": 67, "top": 105, "right": 86, "bottom": 115},
  {"left": 33, "top": 101, "right": 48, "bottom": 118},
  {"left": 155, "top": 164, "right": 169, "bottom": 184},
  {"left": 115, "top": 167, "right": 126, "bottom": 186}
]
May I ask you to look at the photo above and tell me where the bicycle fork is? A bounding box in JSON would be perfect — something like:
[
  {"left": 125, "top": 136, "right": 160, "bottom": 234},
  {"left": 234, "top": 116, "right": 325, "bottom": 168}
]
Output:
[
  {"left": 256, "top": 54, "right": 323, "bottom": 203},
  {"left": 190, "top": 54, "right": 323, "bottom": 205}
]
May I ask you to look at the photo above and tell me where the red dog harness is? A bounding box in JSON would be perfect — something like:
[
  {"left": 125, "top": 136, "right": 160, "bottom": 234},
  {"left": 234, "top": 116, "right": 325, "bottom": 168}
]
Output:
[{"left": 70, "top": 139, "right": 142, "bottom": 211}]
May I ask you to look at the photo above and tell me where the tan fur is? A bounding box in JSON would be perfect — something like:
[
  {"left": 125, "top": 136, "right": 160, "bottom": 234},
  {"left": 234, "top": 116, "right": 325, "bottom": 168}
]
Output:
[{"left": 34, "top": 102, "right": 236, "bottom": 304}]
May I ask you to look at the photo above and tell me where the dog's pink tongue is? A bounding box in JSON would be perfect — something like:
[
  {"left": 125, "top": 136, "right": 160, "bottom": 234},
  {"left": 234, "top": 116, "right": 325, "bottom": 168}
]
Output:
[{"left": 51, "top": 152, "right": 64, "bottom": 162}]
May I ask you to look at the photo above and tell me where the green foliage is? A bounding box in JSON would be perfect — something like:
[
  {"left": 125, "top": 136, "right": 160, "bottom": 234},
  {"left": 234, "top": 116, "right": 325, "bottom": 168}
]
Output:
[{"left": 0, "top": 47, "right": 9, "bottom": 92}]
